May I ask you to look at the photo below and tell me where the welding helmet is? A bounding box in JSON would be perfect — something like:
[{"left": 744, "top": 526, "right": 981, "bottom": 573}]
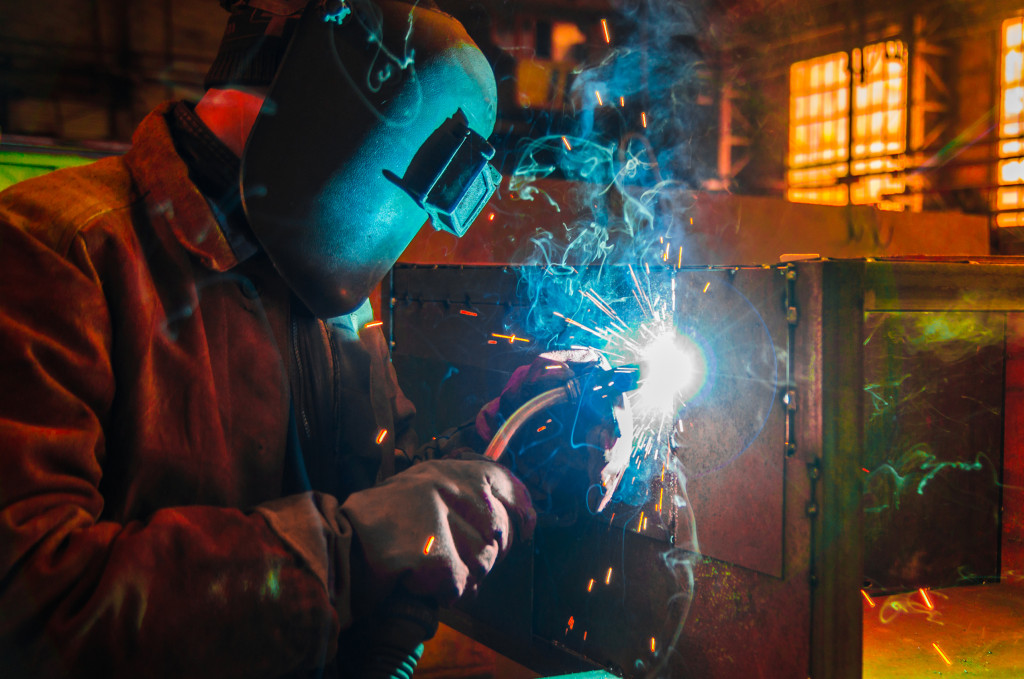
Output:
[{"left": 235, "top": 0, "right": 500, "bottom": 317}]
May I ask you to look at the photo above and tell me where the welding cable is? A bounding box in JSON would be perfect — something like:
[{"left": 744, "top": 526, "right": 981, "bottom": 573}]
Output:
[
  {"left": 484, "top": 365, "right": 639, "bottom": 462},
  {"left": 357, "top": 593, "right": 439, "bottom": 679},
  {"left": 483, "top": 382, "right": 581, "bottom": 461}
]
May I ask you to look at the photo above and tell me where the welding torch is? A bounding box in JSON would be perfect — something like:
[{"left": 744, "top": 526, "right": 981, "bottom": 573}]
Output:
[
  {"left": 483, "top": 363, "right": 640, "bottom": 512},
  {"left": 360, "top": 365, "right": 637, "bottom": 678}
]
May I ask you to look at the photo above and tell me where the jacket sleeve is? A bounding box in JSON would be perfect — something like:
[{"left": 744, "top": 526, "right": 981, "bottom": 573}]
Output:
[{"left": 0, "top": 219, "right": 349, "bottom": 678}]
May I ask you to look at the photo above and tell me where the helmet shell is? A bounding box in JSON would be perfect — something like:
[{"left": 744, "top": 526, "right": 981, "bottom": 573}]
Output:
[{"left": 242, "top": 0, "right": 497, "bottom": 317}]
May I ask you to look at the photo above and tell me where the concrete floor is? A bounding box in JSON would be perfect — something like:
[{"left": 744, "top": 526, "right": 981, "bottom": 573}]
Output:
[
  {"left": 421, "top": 542, "right": 1024, "bottom": 678},
  {"left": 863, "top": 541, "right": 1024, "bottom": 678}
]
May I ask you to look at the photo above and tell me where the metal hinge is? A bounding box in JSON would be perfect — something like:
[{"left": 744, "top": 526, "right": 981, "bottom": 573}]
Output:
[
  {"left": 782, "top": 264, "right": 799, "bottom": 458},
  {"left": 783, "top": 265, "right": 799, "bottom": 326}
]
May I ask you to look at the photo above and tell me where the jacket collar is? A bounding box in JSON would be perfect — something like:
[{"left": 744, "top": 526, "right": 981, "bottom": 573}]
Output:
[{"left": 123, "top": 102, "right": 241, "bottom": 272}]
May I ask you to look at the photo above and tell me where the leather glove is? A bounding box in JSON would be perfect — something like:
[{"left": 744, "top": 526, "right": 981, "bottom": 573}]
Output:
[{"left": 340, "top": 458, "right": 536, "bottom": 611}]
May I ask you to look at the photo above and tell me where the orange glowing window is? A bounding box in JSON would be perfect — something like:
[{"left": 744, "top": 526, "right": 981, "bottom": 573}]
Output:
[
  {"left": 787, "top": 52, "right": 850, "bottom": 206},
  {"left": 997, "top": 17, "right": 1024, "bottom": 228},
  {"left": 849, "top": 41, "right": 908, "bottom": 207},
  {"left": 787, "top": 42, "right": 909, "bottom": 210}
]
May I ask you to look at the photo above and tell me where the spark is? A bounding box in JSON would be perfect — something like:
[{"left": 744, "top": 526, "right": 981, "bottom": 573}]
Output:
[
  {"left": 619, "top": 96, "right": 625, "bottom": 107},
  {"left": 544, "top": 365, "right": 563, "bottom": 370},
  {"left": 562, "top": 136, "right": 573, "bottom": 151},
  {"left": 663, "top": 242, "right": 671, "bottom": 261},
  {"left": 580, "top": 290, "right": 630, "bottom": 333},
  {"left": 677, "top": 246, "right": 683, "bottom": 269},
  {"left": 553, "top": 311, "right": 606, "bottom": 339},
  {"left": 583, "top": 631, "right": 588, "bottom": 641},
  {"left": 605, "top": 567, "right": 613, "bottom": 585},
  {"left": 364, "top": 320, "right": 383, "bottom": 329},
  {"left": 650, "top": 637, "right": 656, "bottom": 653},
  {"left": 601, "top": 18, "right": 611, "bottom": 43},
  {"left": 487, "top": 340, "right": 497, "bottom": 345},
  {"left": 627, "top": 264, "right": 654, "bottom": 317},
  {"left": 595, "top": 90, "right": 604, "bottom": 106},
  {"left": 919, "top": 588, "right": 934, "bottom": 610},
  {"left": 641, "top": 111, "right": 648, "bottom": 128},
  {"left": 702, "top": 281, "right": 710, "bottom": 293},
  {"left": 587, "top": 578, "right": 595, "bottom": 592},
  {"left": 423, "top": 535, "right": 435, "bottom": 554},
  {"left": 861, "top": 590, "right": 876, "bottom": 608},
  {"left": 459, "top": 309, "right": 478, "bottom": 316},
  {"left": 536, "top": 425, "right": 548, "bottom": 433},
  {"left": 375, "top": 429, "right": 388, "bottom": 444},
  {"left": 638, "top": 511, "right": 645, "bottom": 530},
  {"left": 932, "top": 642, "right": 952, "bottom": 665},
  {"left": 487, "top": 212, "right": 495, "bottom": 221},
  {"left": 492, "top": 333, "right": 530, "bottom": 344},
  {"left": 656, "top": 487, "right": 664, "bottom": 512}
]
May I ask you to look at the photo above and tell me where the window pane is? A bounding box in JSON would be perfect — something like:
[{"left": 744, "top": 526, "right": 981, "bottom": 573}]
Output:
[
  {"left": 788, "top": 52, "right": 850, "bottom": 205},
  {"left": 998, "top": 17, "right": 1024, "bottom": 227}
]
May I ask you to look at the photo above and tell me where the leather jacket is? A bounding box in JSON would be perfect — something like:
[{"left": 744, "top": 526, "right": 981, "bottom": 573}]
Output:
[{"left": 0, "top": 102, "right": 417, "bottom": 677}]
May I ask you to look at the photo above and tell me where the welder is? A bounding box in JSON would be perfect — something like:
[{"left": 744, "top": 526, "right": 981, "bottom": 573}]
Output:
[{"left": 0, "top": 1, "right": 612, "bottom": 677}]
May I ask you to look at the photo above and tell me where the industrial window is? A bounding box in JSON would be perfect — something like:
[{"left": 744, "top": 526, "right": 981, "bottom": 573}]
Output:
[
  {"left": 997, "top": 17, "right": 1024, "bottom": 227},
  {"left": 788, "top": 42, "right": 909, "bottom": 209},
  {"left": 787, "top": 52, "right": 850, "bottom": 206}
]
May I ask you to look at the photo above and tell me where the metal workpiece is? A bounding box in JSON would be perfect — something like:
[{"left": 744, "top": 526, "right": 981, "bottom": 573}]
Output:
[{"left": 387, "top": 258, "right": 1019, "bottom": 678}]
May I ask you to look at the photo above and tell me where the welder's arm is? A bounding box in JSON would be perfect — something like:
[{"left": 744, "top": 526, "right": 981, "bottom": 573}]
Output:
[{"left": 0, "top": 224, "right": 340, "bottom": 678}]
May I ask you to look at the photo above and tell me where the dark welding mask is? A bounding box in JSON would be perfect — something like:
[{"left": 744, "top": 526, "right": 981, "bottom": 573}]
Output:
[{"left": 239, "top": 0, "right": 500, "bottom": 317}]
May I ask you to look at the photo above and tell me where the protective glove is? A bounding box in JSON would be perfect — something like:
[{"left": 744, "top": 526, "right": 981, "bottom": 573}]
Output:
[{"left": 340, "top": 458, "right": 536, "bottom": 612}]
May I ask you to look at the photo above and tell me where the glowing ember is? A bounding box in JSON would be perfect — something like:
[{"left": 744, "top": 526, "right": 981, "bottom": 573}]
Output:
[
  {"left": 423, "top": 535, "right": 435, "bottom": 555},
  {"left": 492, "top": 333, "right": 530, "bottom": 344},
  {"left": 375, "top": 429, "right": 388, "bottom": 444},
  {"left": 932, "top": 642, "right": 952, "bottom": 666}
]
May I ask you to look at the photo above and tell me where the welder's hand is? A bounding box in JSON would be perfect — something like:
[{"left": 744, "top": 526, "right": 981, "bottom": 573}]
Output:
[
  {"left": 340, "top": 459, "right": 536, "bottom": 611},
  {"left": 475, "top": 348, "right": 605, "bottom": 441}
]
